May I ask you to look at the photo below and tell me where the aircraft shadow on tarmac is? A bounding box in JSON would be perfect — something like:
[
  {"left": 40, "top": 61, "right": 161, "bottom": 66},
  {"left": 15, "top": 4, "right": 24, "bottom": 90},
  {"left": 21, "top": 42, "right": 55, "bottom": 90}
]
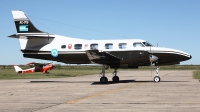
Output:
[
  {"left": 29, "top": 81, "right": 94, "bottom": 83},
  {"left": 29, "top": 80, "right": 189, "bottom": 85},
  {"left": 91, "top": 80, "right": 189, "bottom": 85}
]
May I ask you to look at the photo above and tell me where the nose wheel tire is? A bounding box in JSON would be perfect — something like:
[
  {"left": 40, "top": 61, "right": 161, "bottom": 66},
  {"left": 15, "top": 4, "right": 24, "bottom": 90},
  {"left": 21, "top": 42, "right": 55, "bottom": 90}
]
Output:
[
  {"left": 154, "top": 76, "right": 161, "bottom": 82},
  {"left": 112, "top": 76, "right": 119, "bottom": 82},
  {"left": 100, "top": 77, "right": 108, "bottom": 83}
]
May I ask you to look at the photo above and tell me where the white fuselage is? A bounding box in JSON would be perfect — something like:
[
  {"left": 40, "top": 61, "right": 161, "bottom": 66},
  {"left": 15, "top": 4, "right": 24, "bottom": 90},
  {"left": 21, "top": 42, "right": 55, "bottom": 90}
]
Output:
[{"left": 19, "top": 34, "right": 190, "bottom": 58}]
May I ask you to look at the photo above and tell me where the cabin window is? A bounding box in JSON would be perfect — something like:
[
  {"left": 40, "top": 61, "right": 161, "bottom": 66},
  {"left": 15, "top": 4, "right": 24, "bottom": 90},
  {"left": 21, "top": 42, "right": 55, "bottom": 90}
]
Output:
[
  {"left": 61, "top": 45, "right": 66, "bottom": 49},
  {"left": 105, "top": 43, "right": 113, "bottom": 49},
  {"left": 119, "top": 43, "right": 127, "bottom": 49},
  {"left": 90, "top": 44, "right": 98, "bottom": 49},
  {"left": 133, "top": 43, "right": 144, "bottom": 47},
  {"left": 74, "top": 44, "right": 82, "bottom": 49}
]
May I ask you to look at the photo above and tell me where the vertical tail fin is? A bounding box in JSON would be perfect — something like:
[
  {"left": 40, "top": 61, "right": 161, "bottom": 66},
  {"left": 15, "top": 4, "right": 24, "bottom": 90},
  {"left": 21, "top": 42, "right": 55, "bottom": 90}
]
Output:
[
  {"left": 12, "top": 10, "right": 44, "bottom": 33},
  {"left": 14, "top": 65, "right": 23, "bottom": 73}
]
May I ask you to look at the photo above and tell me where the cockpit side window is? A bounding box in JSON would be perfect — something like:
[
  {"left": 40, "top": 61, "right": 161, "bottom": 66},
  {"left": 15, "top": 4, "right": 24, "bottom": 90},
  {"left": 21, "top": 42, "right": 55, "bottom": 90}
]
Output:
[{"left": 133, "top": 43, "right": 144, "bottom": 47}]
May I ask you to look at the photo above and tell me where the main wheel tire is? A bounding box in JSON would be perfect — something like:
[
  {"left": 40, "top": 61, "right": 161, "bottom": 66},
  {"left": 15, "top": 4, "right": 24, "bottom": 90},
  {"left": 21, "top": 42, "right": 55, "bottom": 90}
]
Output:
[
  {"left": 100, "top": 77, "right": 108, "bottom": 83},
  {"left": 154, "top": 76, "right": 161, "bottom": 82},
  {"left": 112, "top": 76, "right": 119, "bottom": 82}
]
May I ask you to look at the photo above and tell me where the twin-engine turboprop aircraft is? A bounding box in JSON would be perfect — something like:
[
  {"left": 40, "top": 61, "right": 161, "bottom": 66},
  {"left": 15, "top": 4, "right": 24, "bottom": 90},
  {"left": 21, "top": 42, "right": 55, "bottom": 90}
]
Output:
[
  {"left": 14, "top": 62, "right": 55, "bottom": 74},
  {"left": 9, "top": 10, "right": 191, "bottom": 83}
]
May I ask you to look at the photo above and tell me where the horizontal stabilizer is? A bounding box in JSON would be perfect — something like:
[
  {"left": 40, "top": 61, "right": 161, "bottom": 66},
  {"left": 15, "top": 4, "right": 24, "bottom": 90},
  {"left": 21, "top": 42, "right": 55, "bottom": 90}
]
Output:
[
  {"left": 27, "top": 36, "right": 54, "bottom": 39},
  {"left": 8, "top": 34, "right": 54, "bottom": 39}
]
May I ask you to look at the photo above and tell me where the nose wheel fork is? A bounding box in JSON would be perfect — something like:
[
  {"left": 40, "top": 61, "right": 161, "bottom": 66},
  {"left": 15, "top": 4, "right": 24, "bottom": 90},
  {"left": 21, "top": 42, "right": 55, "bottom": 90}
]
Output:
[{"left": 154, "top": 66, "right": 161, "bottom": 82}]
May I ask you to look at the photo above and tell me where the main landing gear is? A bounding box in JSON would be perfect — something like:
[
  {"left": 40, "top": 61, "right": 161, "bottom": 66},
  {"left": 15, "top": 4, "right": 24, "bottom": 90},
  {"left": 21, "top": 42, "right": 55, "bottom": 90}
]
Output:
[
  {"left": 100, "top": 65, "right": 108, "bottom": 83},
  {"left": 154, "top": 66, "right": 161, "bottom": 82},
  {"left": 112, "top": 68, "right": 119, "bottom": 82},
  {"left": 100, "top": 65, "right": 119, "bottom": 83}
]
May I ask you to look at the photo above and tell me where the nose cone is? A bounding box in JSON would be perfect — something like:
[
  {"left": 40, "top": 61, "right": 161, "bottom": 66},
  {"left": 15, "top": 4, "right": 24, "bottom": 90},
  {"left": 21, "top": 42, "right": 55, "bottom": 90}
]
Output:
[
  {"left": 150, "top": 54, "right": 158, "bottom": 62},
  {"left": 176, "top": 51, "right": 192, "bottom": 61},
  {"left": 189, "top": 55, "right": 192, "bottom": 59},
  {"left": 151, "top": 47, "right": 191, "bottom": 65}
]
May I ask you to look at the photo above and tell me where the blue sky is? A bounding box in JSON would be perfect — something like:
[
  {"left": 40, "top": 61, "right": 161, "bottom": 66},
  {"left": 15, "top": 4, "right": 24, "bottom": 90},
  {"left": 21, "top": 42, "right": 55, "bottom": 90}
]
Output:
[{"left": 1, "top": 0, "right": 199, "bottom": 65}]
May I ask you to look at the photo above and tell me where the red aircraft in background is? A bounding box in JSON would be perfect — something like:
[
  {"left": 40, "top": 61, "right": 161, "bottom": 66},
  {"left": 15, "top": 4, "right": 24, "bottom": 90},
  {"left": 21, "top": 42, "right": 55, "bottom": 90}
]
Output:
[{"left": 14, "top": 62, "right": 55, "bottom": 74}]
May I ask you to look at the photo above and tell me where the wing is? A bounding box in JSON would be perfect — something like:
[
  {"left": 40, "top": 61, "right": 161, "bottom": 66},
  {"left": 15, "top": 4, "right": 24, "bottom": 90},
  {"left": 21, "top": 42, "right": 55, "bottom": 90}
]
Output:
[
  {"left": 26, "top": 62, "right": 45, "bottom": 67},
  {"left": 86, "top": 50, "right": 121, "bottom": 64},
  {"left": 26, "top": 62, "right": 36, "bottom": 66}
]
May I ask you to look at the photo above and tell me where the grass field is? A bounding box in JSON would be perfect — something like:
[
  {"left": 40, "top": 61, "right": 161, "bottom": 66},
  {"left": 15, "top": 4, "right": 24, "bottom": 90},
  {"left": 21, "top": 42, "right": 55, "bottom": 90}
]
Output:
[
  {"left": 0, "top": 66, "right": 113, "bottom": 79},
  {"left": 193, "top": 71, "right": 200, "bottom": 79},
  {"left": 0, "top": 65, "right": 200, "bottom": 79}
]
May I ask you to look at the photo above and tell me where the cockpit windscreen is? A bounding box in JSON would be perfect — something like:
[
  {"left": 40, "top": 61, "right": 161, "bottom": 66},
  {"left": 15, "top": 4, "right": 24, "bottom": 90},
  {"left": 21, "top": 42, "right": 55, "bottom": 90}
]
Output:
[{"left": 142, "top": 42, "right": 154, "bottom": 47}]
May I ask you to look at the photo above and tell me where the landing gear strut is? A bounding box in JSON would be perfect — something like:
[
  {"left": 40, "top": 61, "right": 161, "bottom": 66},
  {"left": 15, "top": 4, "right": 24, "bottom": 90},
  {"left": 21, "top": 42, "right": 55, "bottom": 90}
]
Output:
[
  {"left": 99, "top": 65, "right": 120, "bottom": 83},
  {"left": 154, "top": 66, "right": 161, "bottom": 82},
  {"left": 112, "top": 68, "right": 119, "bottom": 82},
  {"left": 100, "top": 64, "right": 108, "bottom": 83}
]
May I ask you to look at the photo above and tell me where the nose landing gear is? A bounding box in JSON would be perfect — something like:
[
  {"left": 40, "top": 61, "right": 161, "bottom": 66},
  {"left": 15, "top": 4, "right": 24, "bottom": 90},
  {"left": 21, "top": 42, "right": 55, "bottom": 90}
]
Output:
[{"left": 154, "top": 66, "right": 161, "bottom": 82}]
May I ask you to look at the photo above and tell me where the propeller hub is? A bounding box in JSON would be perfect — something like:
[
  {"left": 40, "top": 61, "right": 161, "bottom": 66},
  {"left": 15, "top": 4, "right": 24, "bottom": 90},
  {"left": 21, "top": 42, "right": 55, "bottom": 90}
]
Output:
[{"left": 150, "top": 55, "right": 158, "bottom": 62}]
